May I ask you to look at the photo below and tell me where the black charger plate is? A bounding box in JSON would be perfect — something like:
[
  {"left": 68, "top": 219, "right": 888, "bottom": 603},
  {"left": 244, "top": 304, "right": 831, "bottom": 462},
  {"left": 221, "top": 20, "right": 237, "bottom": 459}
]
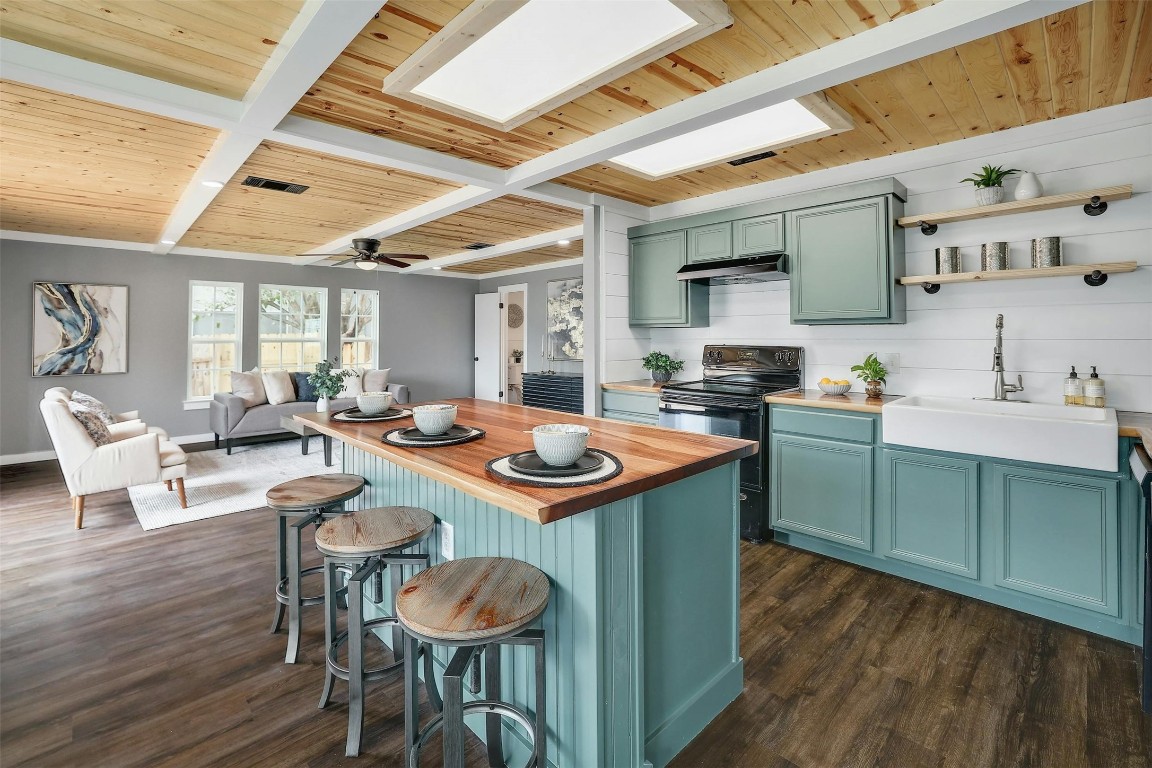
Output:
[
  {"left": 506, "top": 450, "right": 605, "bottom": 477},
  {"left": 396, "top": 425, "right": 473, "bottom": 442},
  {"left": 333, "top": 407, "right": 408, "bottom": 422}
]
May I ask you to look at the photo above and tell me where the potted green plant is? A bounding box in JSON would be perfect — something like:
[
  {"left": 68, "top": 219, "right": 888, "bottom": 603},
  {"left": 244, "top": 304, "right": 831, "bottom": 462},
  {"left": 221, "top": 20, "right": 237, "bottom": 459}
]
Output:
[
  {"left": 511, "top": 349, "right": 523, "bottom": 363},
  {"left": 851, "top": 353, "right": 889, "bottom": 398},
  {"left": 960, "top": 164, "right": 1020, "bottom": 206},
  {"left": 641, "top": 350, "right": 685, "bottom": 384},
  {"left": 307, "top": 358, "right": 355, "bottom": 412}
]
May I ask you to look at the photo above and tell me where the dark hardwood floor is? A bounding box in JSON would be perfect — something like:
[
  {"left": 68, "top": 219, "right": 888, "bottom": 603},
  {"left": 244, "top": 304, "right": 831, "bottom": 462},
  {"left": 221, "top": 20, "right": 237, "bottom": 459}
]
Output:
[{"left": 2, "top": 459, "right": 1148, "bottom": 767}]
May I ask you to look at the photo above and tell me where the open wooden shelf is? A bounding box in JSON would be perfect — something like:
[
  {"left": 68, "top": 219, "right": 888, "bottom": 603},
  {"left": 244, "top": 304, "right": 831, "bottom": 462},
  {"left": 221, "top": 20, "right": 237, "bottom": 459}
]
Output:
[
  {"left": 896, "top": 185, "right": 1133, "bottom": 232},
  {"left": 900, "top": 261, "right": 1138, "bottom": 293}
]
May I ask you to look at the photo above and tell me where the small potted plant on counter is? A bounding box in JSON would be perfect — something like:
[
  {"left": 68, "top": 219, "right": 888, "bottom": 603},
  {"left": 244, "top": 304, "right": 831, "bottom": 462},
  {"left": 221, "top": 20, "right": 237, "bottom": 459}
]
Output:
[
  {"left": 642, "top": 350, "right": 685, "bottom": 384},
  {"left": 511, "top": 349, "right": 523, "bottom": 363},
  {"left": 960, "top": 163, "right": 1020, "bottom": 206},
  {"left": 851, "top": 353, "right": 888, "bottom": 398},
  {"left": 308, "top": 358, "right": 355, "bottom": 413}
]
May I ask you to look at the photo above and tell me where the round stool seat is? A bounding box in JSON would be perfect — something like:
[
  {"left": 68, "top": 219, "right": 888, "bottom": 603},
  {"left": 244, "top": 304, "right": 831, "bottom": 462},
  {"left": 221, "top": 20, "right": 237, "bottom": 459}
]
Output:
[
  {"left": 266, "top": 473, "right": 365, "bottom": 511},
  {"left": 316, "top": 506, "right": 436, "bottom": 556},
  {"left": 397, "top": 557, "right": 550, "bottom": 643}
]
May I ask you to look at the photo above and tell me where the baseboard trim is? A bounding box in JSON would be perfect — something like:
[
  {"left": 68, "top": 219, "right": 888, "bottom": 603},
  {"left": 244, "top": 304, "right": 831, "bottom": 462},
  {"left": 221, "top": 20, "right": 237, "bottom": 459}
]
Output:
[
  {"left": 1, "top": 432, "right": 221, "bottom": 466},
  {"left": 644, "top": 658, "right": 744, "bottom": 768}
]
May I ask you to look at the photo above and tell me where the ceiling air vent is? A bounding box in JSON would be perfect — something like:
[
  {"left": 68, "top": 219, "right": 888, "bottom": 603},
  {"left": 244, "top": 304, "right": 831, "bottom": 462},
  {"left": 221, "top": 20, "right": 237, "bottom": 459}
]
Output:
[
  {"left": 728, "top": 150, "right": 777, "bottom": 167},
  {"left": 241, "top": 175, "right": 309, "bottom": 194},
  {"left": 464, "top": 242, "right": 495, "bottom": 250}
]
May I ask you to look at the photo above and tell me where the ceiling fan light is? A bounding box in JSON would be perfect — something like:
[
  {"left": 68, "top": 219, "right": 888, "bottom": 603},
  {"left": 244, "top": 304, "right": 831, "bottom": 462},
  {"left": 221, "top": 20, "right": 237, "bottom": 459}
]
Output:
[{"left": 354, "top": 260, "right": 378, "bottom": 271}]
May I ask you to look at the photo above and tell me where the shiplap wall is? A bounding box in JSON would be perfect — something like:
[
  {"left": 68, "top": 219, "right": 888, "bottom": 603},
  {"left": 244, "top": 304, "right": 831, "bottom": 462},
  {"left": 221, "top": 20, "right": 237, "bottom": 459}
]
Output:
[
  {"left": 608, "top": 111, "right": 1152, "bottom": 412},
  {"left": 602, "top": 210, "right": 650, "bottom": 383}
]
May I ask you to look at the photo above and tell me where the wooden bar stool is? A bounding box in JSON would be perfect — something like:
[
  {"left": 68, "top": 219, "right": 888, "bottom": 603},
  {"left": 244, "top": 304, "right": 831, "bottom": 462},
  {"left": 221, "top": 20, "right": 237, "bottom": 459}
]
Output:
[
  {"left": 397, "top": 557, "right": 550, "bottom": 768},
  {"left": 265, "top": 473, "right": 366, "bottom": 664},
  {"left": 314, "top": 506, "right": 443, "bottom": 757}
]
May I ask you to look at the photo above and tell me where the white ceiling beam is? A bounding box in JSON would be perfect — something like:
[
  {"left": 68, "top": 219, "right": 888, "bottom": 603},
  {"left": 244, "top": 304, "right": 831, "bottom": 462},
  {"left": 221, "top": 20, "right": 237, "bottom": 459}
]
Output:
[
  {"left": 0, "top": 39, "right": 241, "bottom": 128},
  {"left": 151, "top": 0, "right": 384, "bottom": 255},
  {"left": 0, "top": 230, "right": 156, "bottom": 252},
  {"left": 405, "top": 225, "right": 584, "bottom": 273},
  {"left": 466, "top": 257, "right": 583, "bottom": 281},
  {"left": 503, "top": 0, "right": 1085, "bottom": 190}
]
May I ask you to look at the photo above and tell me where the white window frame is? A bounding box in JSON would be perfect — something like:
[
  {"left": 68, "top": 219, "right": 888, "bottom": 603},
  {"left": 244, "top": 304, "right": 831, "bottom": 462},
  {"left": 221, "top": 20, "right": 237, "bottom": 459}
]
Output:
[
  {"left": 257, "top": 283, "right": 328, "bottom": 374},
  {"left": 186, "top": 280, "right": 244, "bottom": 408},
  {"left": 340, "top": 288, "right": 379, "bottom": 372}
]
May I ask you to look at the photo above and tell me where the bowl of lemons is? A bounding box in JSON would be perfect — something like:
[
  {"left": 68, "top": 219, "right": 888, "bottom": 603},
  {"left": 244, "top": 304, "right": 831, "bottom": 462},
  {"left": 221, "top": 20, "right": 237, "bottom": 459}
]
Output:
[{"left": 817, "top": 377, "right": 852, "bottom": 395}]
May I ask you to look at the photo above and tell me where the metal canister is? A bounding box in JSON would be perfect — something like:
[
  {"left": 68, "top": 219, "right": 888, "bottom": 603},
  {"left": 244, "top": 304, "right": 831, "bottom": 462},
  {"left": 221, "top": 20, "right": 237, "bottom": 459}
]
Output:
[
  {"left": 981, "top": 242, "right": 1008, "bottom": 271},
  {"left": 935, "top": 247, "right": 961, "bottom": 274},
  {"left": 1031, "top": 237, "right": 1061, "bottom": 268}
]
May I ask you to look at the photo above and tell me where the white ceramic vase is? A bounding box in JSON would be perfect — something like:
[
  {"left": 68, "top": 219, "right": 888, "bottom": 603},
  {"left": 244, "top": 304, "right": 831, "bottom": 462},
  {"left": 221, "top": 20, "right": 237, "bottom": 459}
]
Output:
[
  {"left": 975, "top": 186, "right": 1005, "bottom": 206},
  {"left": 316, "top": 395, "right": 330, "bottom": 413},
  {"left": 1014, "top": 172, "right": 1043, "bottom": 200}
]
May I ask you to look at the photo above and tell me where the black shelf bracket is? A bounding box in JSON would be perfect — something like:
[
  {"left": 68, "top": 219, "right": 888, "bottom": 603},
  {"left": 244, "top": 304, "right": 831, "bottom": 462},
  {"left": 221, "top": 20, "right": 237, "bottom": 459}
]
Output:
[
  {"left": 1084, "top": 270, "right": 1109, "bottom": 287},
  {"left": 919, "top": 220, "right": 938, "bottom": 236},
  {"left": 922, "top": 283, "right": 941, "bottom": 294},
  {"left": 1083, "top": 196, "right": 1108, "bottom": 216}
]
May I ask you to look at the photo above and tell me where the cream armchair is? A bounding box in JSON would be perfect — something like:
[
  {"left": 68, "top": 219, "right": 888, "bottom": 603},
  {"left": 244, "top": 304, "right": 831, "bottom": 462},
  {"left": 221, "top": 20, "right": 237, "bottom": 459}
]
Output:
[{"left": 40, "top": 389, "right": 188, "bottom": 528}]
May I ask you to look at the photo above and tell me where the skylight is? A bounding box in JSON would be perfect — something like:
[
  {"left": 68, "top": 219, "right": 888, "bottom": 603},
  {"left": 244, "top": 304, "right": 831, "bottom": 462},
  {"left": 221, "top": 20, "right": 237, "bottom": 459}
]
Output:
[
  {"left": 608, "top": 96, "right": 854, "bottom": 180},
  {"left": 383, "top": 0, "right": 732, "bottom": 131}
]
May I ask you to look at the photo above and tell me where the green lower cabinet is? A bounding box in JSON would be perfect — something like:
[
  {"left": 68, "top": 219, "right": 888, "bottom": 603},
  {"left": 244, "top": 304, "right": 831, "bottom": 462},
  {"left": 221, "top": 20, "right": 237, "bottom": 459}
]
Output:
[
  {"left": 601, "top": 390, "right": 659, "bottom": 425},
  {"left": 992, "top": 464, "right": 1120, "bottom": 616},
  {"left": 770, "top": 433, "right": 873, "bottom": 550},
  {"left": 882, "top": 450, "right": 979, "bottom": 579}
]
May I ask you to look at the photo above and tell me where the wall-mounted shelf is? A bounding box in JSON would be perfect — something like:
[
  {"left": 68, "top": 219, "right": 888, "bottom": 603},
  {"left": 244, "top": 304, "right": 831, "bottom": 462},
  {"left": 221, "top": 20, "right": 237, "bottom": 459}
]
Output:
[
  {"left": 901, "top": 260, "right": 1138, "bottom": 294},
  {"left": 897, "top": 185, "right": 1133, "bottom": 235}
]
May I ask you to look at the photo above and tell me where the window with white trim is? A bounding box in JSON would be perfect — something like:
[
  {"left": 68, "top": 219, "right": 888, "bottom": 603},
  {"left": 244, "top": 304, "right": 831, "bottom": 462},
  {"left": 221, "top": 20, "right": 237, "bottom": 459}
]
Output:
[
  {"left": 340, "top": 288, "right": 378, "bottom": 371},
  {"left": 188, "top": 281, "right": 243, "bottom": 399},
  {"left": 258, "top": 284, "right": 326, "bottom": 373}
]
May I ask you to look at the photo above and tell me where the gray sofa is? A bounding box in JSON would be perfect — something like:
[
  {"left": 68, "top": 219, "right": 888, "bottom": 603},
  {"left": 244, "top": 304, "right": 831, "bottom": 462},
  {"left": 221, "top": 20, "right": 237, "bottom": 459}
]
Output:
[{"left": 209, "top": 383, "right": 410, "bottom": 454}]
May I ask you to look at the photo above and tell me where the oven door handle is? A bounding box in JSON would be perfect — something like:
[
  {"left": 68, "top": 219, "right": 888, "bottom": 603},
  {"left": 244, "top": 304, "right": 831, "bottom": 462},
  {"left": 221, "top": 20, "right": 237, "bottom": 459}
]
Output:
[
  {"left": 659, "top": 401, "right": 761, "bottom": 413},
  {"left": 659, "top": 402, "right": 707, "bottom": 412}
]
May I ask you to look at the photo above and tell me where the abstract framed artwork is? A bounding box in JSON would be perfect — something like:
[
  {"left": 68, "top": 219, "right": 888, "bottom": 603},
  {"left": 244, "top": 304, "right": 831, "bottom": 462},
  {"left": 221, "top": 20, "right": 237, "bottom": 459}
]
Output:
[
  {"left": 32, "top": 282, "right": 128, "bottom": 376},
  {"left": 546, "top": 277, "right": 583, "bottom": 362}
]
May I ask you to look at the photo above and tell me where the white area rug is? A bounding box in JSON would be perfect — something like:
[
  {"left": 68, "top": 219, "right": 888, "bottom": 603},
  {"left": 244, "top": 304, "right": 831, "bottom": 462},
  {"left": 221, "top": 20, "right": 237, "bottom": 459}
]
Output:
[{"left": 127, "top": 438, "right": 342, "bottom": 531}]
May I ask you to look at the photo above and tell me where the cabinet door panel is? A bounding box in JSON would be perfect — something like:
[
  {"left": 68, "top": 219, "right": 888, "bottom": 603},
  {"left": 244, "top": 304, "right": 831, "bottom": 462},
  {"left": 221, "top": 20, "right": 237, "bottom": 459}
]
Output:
[
  {"left": 687, "top": 223, "right": 732, "bottom": 263},
  {"left": 770, "top": 434, "right": 873, "bottom": 550},
  {"left": 790, "top": 197, "right": 890, "bottom": 322},
  {"left": 884, "top": 450, "right": 979, "bottom": 578},
  {"left": 993, "top": 464, "right": 1119, "bottom": 616},
  {"left": 734, "top": 213, "right": 784, "bottom": 256},
  {"left": 630, "top": 231, "right": 687, "bottom": 325}
]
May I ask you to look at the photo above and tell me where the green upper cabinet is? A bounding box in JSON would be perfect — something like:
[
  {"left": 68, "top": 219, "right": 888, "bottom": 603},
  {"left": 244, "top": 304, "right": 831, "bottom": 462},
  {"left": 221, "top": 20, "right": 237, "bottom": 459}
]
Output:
[
  {"left": 733, "top": 212, "right": 784, "bottom": 256},
  {"left": 789, "top": 196, "right": 906, "bottom": 325},
  {"left": 629, "top": 230, "right": 709, "bottom": 327},
  {"left": 686, "top": 223, "right": 733, "bottom": 263}
]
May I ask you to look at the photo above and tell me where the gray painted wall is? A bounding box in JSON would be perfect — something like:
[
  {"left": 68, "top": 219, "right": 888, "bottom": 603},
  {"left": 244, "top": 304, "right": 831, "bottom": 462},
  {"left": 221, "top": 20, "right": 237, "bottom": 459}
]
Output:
[
  {"left": 1, "top": 240, "right": 478, "bottom": 455},
  {"left": 477, "top": 265, "right": 583, "bottom": 376}
]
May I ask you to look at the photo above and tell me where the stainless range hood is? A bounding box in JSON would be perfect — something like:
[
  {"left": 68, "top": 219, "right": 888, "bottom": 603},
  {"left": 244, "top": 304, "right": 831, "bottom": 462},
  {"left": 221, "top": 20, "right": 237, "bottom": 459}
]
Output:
[{"left": 675, "top": 253, "right": 789, "bottom": 285}]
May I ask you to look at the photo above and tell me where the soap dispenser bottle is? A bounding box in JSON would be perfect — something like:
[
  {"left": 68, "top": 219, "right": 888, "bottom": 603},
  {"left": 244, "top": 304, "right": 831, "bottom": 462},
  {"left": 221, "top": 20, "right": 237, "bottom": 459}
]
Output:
[
  {"left": 1063, "top": 366, "right": 1083, "bottom": 406},
  {"left": 1084, "top": 366, "right": 1106, "bottom": 407}
]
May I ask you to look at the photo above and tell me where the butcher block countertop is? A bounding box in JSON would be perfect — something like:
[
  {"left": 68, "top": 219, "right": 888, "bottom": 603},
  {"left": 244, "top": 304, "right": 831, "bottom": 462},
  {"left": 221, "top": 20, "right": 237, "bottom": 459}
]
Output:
[
  {"left": 763, "top": 389, "right": 900, "bottom": 414},
  {"left": 1118, "top": 411, "right": 1152, "bottom": 443},
  {"left": 296, "top": 398, "right": 756, "bottom": 525},
  {"left": 600, "top": 379, "right": 676, "bottom": 393}
]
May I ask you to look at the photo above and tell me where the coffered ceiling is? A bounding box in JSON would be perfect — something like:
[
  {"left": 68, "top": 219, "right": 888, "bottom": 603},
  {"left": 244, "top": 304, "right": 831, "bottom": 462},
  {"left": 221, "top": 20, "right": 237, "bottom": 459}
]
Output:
[{"left": 1, "top": 0, "right": 1147, "bottom": 276}]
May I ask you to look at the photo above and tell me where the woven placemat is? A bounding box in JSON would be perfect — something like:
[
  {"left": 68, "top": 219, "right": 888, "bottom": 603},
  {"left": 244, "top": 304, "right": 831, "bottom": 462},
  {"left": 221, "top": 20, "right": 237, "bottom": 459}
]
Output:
[
  {"left": 486, "top": 450, "right": 623, "bottom": 488},
  {"left": 382, "top": 426, "right": 485, "bottom": 448},
  {"left": 333, "top": 408, "right": 412, "bottom": 423}
]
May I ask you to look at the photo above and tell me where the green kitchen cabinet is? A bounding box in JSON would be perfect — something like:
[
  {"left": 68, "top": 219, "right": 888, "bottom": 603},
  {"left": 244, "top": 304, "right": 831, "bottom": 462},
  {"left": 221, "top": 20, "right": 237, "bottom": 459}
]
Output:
[
  {"left": 686, "top": 223, "right": 733, "bottom": 264},
  {"left": 733, "top": 212, "right": 784, "bottom": 256},
  {"left": 882, "top": 449, "right": 980, "bottom": 579},
  {"left": 629, "top": 230, "right": 709, "bottom": 327},
  {"left": 770, "top": 433, "right": 873, "bottom": 550},
  {"left": 788, "top": 196, "right": 905, "bottom": 325},
  {"left": 601, "top": 389, "right": 660, "bottom": 425},
  {"left": 992, "top": 464, "right": 1120, "bottom": 616}
]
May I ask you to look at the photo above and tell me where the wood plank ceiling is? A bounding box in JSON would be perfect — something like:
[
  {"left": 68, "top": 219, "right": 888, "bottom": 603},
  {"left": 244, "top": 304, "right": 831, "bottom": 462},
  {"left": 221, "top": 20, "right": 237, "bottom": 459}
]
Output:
[
  {"left": 0, "top": 81, "right": 218, "bottom": 242},
  {"left": 444, "top": 241, "right": 583, "bottom": 275},
  {"left": 0, "top": 0, "right": 304, "bottom": 99},
  {"left": 180, "top": 141, "right": 462, "bottom": 256}
]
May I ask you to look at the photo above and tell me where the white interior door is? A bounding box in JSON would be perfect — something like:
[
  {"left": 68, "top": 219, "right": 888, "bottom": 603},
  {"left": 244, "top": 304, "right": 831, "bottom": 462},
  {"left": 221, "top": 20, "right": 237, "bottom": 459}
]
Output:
[{"left": 474, "top": 293, "right": 500, "bottom": 401}]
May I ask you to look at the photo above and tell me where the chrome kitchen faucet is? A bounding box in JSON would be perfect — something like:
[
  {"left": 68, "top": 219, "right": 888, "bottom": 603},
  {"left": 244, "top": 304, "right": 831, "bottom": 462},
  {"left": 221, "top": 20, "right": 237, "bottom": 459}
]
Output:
[{"left": 991, "top": 313, "right": 1025, "bottom": 401}]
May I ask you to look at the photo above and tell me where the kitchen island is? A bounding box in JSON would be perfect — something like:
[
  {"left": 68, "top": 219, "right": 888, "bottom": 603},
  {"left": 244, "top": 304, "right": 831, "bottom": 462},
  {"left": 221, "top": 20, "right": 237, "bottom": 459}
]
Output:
[{"left": 296, "top": 399, "right": 756, "bottom": 768}]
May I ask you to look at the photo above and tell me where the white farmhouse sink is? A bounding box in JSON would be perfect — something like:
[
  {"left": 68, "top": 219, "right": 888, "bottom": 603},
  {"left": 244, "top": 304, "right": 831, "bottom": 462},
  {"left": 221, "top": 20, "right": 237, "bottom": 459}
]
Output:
[{"left": 882, "top": 396, "right": 1118, "bottom": 472}]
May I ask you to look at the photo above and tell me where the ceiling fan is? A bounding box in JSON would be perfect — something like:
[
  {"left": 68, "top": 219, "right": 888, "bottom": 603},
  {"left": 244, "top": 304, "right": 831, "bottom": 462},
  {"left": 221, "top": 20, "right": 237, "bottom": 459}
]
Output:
[{"left": 306, "top": 238, "right": 429, "bottom": 270}]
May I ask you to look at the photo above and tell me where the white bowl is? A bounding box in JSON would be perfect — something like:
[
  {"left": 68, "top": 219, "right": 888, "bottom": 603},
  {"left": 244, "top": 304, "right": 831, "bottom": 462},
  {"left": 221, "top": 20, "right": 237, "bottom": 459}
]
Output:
[
  {"left": 532, "top": 424, "right": 591, "bottom": 467},
  {"left": 412, "top": 404, "right": 457, "bottom": 435},
  {"left": 818, "top": 382, "right": 852, "bottom": 396},
  {"left": 357, "top": 391, "right": 394, "bottom": 416}
]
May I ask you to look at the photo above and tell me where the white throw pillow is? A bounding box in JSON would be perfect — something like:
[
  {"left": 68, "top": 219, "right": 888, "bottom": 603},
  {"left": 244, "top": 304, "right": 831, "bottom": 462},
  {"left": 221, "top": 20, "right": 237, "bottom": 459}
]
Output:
[
  {"left": 231, "top": 367, "right": 268, "bottom": 408},
  {"left": 338, "top": 372, "right": 363, "bottom": 399},
  {"left": 362, "top": 368, "right": 391, "bottom": 393},
  {"left": 262, "top": 370, "right": 295, "bottom": 405}
]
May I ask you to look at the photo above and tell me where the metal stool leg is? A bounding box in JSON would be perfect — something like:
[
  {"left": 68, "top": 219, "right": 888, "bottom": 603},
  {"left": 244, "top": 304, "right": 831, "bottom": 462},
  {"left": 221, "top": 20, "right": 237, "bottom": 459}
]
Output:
[
  {"left": 285, "top": 513, "right": 320, "bottom": 664},
  {"left": 270, "top": 515, "right": 287, "bottom": 633},
  {"left": 423, "top": 642, "right": 443, "bottom": 713},
  {"left": 531, "top": 633, "right": 547, "bottom": 768},
  {"left": 346, "top": 559, "right": 370, "bottom": 757},
  {"left": 391, "top": 562, "right": 406, "bottom": 662},
  {"left": 404, "top": 632, "right": 421, "bottom": 767},
  {"left": 318, "top": 557, "right": 340, "bottom": 709},
  {"left": 485, "top": 644, "right": 504, "bottom": 768},
  {"left": 442, "top": 646, "right": 476, "bottom": 768}
]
